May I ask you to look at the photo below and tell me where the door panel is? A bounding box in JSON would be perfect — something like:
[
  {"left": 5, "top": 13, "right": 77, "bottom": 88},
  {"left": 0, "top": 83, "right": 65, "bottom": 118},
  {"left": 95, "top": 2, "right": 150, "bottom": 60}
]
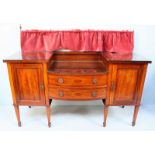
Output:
[
  {"left": 109, "top": 64, "right": 142, "bottom": 105},
  {"left": 115, "top": 68, "right": 138, "bottom": 101},
  {"left": 12, "top": 64, "right": 45, "bottom": 105}
]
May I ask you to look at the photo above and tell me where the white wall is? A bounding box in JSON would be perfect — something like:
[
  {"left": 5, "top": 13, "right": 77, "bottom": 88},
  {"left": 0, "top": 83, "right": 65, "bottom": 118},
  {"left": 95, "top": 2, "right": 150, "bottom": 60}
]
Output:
[
  {"left": 0, "top": 24, "right": 21, "bottom": 105},
  {"left": 0, "top": 23, "right": 155, "bottom": 105},
  {"left": 133, "top": 26, "right": 155, "bottom": 105}
]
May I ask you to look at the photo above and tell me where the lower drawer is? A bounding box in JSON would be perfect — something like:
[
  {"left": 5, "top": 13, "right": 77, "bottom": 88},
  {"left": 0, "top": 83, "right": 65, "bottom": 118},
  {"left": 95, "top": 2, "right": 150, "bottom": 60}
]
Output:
[{"left": 48, "top": 86, "right": 106, "bottom": 100}]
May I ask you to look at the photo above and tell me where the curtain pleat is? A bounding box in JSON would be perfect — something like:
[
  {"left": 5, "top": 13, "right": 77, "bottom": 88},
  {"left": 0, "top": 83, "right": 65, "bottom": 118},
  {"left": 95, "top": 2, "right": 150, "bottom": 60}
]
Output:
[{"left": 21, "top": 30, "right": 134, "bottom": 53}]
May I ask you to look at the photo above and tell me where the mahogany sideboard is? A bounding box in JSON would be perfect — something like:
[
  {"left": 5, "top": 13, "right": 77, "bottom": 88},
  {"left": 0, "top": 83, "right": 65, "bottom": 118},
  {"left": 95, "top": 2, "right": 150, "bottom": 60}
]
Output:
[{"left": 3, "top": 51, "right": 151, "bottom": 127}]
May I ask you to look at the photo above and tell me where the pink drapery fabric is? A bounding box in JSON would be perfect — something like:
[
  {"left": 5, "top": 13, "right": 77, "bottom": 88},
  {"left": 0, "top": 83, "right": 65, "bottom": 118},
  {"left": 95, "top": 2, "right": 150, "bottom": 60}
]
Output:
[{"left": 21, "top": 30, "right": 134, "bottom": 53}]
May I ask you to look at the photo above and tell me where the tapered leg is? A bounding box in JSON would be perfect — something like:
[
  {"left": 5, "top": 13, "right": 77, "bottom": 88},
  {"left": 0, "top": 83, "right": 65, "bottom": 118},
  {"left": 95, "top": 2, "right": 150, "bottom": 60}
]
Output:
[
  {"left": 46, "top": 106, "right": 51, "bottom": 127},
  {"left": 132, "top": 105, "right": 140, "bottom": 126},
  {"left": 13, "top": 105, "right": 21, "bottom": 127},
  {"left": 103, "top": 106, "right": 109, "bottom": 127}
]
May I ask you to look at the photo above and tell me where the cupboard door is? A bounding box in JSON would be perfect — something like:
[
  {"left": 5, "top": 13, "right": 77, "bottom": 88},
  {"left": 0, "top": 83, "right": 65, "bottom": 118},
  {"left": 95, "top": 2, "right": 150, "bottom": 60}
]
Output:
[
  {"left": 109, "top": 64, "right": 142, "bottom": 105},
  {"left": 12, "top": 64, "right": 45, "bottom": 105}
]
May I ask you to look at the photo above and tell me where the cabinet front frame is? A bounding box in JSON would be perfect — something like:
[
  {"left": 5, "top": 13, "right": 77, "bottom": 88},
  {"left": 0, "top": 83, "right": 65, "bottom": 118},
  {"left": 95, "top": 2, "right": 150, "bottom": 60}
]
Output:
[
  {"left": 107, "top": 63, "right": 148, "bottom": 106},
  {"left": 8, "top": 63, "right": 47, "bottom": 106}
]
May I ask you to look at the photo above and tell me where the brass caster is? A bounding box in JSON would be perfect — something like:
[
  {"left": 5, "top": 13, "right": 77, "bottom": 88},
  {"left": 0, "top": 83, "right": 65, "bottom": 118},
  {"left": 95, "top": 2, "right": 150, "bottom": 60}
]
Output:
[
  {"left": 103, "top": 122, "right": 106, "bottom": 127},
  {"left": 28, "top": 106, "right": 31, "bottom": 108},
  {"left": 18, "top": 122, "right": 22, "bottom": 127},
  {"left": 132, "top": 122, "right": 135, "bottom": 126},
  {"left": 122, "top": 106, "right": 125, "bottom": 108},
  {"left": 48, "top": 122, "right": 51, "bottom": 128}
]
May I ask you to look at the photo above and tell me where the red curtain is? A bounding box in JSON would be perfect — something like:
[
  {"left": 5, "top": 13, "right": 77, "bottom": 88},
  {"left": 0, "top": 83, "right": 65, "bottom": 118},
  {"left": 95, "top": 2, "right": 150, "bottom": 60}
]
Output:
[{"left": 21, "top": 30, "right": 134, "bottom": 53}]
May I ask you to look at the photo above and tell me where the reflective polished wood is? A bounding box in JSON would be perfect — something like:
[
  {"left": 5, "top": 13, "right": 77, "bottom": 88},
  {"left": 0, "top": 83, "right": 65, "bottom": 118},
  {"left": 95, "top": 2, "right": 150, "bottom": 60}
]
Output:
[{"left": 3, "top": 51, "right": 151, "bottom": 127}]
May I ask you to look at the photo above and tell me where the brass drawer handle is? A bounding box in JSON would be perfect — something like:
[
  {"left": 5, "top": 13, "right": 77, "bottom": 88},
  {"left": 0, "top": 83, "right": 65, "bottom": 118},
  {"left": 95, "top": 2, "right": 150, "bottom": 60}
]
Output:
[
  {"left": 92, "top": 78, "right": 97, "bottom": 84},
  {"left": 92, "top": 91, "right": 97, "bottom": 97},
  {"left": 58, "top": 91, "right": 64, "bottom": 97},
  {"left": 57, "top": 78, "right": 64, "bottom": 84}
]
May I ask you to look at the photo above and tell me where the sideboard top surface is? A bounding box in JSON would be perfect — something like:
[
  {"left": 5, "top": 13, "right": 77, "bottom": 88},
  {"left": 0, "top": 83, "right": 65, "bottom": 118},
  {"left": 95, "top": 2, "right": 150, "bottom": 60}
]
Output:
[{"left": 3, "top": 51, "right": 152, "bottom": 63}]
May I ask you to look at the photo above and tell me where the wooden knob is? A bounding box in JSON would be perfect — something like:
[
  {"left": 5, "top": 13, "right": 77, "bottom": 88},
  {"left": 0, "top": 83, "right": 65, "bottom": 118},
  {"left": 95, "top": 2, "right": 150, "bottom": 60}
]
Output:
[
  {"left": 92, "top": 91, "right": 97, "bottom": 97},
  {"left": 92, "top": 78, "right": 97, "bottom": 84},
  {"left": 58, "top": 91, "right": 64, "bottom": 97},
  {"left": 57, "top": 78, "right": 64, "bottom": 84}
]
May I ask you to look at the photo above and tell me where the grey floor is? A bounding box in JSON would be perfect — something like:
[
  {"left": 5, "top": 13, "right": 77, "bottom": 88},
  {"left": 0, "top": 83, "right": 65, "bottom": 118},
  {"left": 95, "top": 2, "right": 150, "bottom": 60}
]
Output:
[{"left": 0, "top": 100, "right": 155, "bottom": 131}]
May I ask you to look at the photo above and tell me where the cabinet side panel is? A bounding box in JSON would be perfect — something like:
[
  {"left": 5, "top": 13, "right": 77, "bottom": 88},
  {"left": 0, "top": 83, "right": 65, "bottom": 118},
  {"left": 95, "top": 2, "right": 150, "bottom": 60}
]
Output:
[
  {"left": 136, "top": 64, "right": 148, "bottom": 105},
  {"left": 7, "top": 63, "right": 17, "bottom": 105}
]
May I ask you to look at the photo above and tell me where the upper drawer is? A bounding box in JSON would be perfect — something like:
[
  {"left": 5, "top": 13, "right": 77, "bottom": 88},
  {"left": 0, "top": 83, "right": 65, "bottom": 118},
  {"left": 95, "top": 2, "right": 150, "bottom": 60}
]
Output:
[{"left": 48, "top": 74, "right": 107, "bottom": 87}]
